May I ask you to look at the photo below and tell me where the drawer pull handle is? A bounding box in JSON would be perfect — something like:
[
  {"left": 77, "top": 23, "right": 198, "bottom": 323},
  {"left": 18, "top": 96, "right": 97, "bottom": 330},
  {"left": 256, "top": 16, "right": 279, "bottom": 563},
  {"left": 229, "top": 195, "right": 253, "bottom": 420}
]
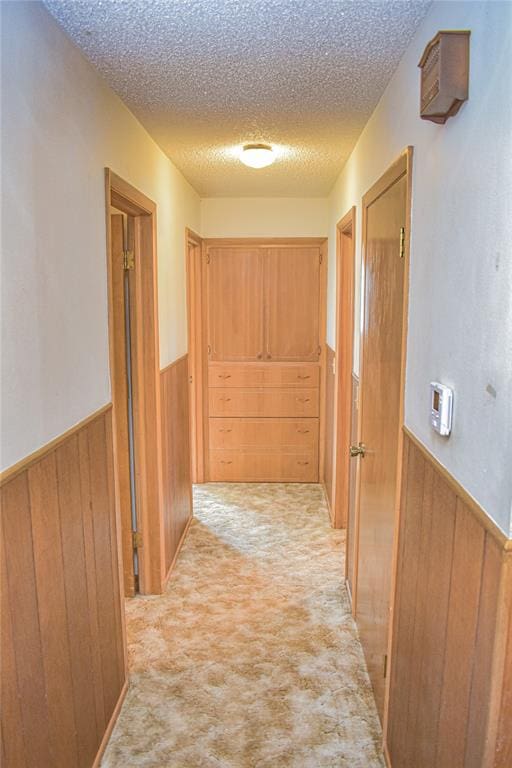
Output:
[
  {"left": 218, "top": 374, "right": 231, "bottom": 379},
  {"left": 219, "top": 428, "right": 232, "bottom": 433},
  {"left": 297, "top": 375, "right": 311, "bottom": 380},
  {"left": 220, "top": 460, "right": 233, "bottom": 465},
  {"left": 297, "top": 461, "right": 310, "bottom": 466},
  {"left": 220, "top": 397, "right": 231, "bottom": 402},
  {"left": 297, "top": 429, "right": 310, "bottom": 434},
  {"left": 297, "top": 397, "right": 310, "bottom": 403}
]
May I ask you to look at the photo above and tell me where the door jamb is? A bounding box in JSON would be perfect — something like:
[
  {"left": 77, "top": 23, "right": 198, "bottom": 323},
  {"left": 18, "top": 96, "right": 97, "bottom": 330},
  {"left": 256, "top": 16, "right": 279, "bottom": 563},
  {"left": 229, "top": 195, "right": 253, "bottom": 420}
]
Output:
[
  {"left": 185, "top": 228, "right": 205, "bottom": 483},
  {"left": 332, "top": 207, "right": 356, "bottom": 529},
  {"left": 104, "top": 168, "right": 165, "bottom": 595}
]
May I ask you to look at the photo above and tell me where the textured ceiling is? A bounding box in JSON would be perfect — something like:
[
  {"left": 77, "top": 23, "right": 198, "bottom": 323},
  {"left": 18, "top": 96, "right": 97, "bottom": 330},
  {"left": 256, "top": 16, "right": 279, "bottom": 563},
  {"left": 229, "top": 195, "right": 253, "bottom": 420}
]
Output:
[{"left": 43, "top": 0, "right": 432, "bottom": 197}]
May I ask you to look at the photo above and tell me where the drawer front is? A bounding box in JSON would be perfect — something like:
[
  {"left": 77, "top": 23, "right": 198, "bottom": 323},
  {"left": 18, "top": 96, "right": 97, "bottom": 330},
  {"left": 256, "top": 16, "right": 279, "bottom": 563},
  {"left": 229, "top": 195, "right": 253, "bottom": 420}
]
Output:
[
  {"left": 209, "top": 388, "right": 319, "bottom": 418},
  {"left": 209, "top": 450, "right": 318, "bottom": 482},
  {"left": 208, "top": 363, "right": 319, "bottom": 389},
  {"left": 209, "top": 418, "right": 319, "bottom": 450}
]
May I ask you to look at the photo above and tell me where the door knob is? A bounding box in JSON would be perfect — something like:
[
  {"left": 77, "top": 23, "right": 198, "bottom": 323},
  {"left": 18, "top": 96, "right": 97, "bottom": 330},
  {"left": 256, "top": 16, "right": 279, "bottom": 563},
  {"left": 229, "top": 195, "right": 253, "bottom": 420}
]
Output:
[{"left": 349, "top": 443, "right": 366, "bottom": 458}]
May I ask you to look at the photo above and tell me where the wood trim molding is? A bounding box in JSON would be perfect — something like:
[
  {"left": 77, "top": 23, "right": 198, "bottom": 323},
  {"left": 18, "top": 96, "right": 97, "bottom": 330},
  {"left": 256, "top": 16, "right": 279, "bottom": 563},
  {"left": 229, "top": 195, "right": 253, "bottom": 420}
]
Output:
[
  {"left": 362, "top": 150, "right": 409, "bottom": 210},
  {"left": 109, "top": 171, "right": 156, "bottom": 216},
  {"left": 403, "top": 426, "right": 511, "bottom": 551},
  {"left": 91, "top": 680, "right": 129, "bottom": 768},
  {"left": 186, "top": 229, "right": 206, "bottom": 482},
  {"left": 331, "top": 206, "right": 356, "bottom": 529},
  {"left": 163, "top": 514, "right": 194, "bottom": 587},
  {"left": 203, "top": 236, "right": 327, "bottom": 248},
  {"left": 160, "top": 353, "right": 189, "bottom": 376},
  {"left": 0, "top": 404, "right": 113, "bottom": 487}
]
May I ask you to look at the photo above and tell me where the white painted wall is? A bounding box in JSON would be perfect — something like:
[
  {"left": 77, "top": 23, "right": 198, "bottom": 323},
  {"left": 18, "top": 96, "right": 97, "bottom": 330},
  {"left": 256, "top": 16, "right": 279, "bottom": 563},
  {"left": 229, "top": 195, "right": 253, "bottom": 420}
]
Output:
[
  {"left": 201, "top": 197, "right": 329, "bottom": 238},
  {"left": 1, "top": 1, "right": 201, "bottom": 471},
  {"left": 328, "top": 0, "right": 512, "bottom": 534}
]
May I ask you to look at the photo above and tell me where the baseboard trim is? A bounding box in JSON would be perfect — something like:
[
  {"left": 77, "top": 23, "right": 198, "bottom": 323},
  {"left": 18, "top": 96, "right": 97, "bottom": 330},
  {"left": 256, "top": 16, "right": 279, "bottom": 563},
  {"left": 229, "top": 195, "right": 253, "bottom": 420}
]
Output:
[
  {"left": 321, "top": 482, "right": 334, "bottom": 525},
  {"left": 92, "top": 678, "right": 129, "bottom": 768},
  {"left": 163, "top": 514, "right": 194, "bottom": 588},
  {"left": 383, "top": 742, "right": 392, "bottom": 768}
]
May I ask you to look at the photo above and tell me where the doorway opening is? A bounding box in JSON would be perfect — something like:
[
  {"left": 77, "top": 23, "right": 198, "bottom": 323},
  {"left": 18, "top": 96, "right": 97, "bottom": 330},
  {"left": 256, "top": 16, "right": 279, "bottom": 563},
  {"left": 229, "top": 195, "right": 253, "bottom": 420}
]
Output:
[{"left": 105, "top": 169, "right": 165, "bottom": 596}]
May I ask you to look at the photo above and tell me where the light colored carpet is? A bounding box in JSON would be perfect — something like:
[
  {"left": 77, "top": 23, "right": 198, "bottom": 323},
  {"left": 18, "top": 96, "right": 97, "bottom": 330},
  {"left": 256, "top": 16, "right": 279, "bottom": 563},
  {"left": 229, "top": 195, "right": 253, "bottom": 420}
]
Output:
[{"left": 102, "top": 483, "right": 385, "bottom": 767}]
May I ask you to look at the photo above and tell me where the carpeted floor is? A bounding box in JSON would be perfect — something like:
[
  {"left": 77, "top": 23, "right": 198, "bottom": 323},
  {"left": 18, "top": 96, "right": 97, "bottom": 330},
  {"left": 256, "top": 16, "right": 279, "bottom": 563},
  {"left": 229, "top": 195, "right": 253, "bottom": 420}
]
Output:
[{"left": 101, "top": 483, "right": 385, "bottom": 767}]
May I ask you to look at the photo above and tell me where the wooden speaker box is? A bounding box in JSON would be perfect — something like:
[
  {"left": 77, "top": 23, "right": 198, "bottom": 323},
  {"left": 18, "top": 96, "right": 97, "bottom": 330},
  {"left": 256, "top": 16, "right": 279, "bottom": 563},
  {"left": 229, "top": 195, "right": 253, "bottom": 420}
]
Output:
[{"left": 418, "top": 30, "right": 470, "bottom": 124}]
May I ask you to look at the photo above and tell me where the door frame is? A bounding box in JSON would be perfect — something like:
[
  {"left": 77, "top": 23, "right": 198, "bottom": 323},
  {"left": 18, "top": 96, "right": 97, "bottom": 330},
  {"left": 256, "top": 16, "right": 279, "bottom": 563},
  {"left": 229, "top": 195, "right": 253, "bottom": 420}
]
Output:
[
  {"left": 331, "top": 207, "right": 356, "bottom": 529},
  {"left": 104, "top": 169, "right": 165, "bottom": 595},
  {"left": 185, "top": 227, "right": 205, "bottom": 483},
  {"left": 353, "top": 148, "right": 413, "bottom": 737}
]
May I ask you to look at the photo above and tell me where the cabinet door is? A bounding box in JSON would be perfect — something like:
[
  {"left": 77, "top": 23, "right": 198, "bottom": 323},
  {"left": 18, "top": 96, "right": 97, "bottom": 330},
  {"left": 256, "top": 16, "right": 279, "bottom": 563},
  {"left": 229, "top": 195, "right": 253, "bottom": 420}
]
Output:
[
  {"left": 207, "top": 247, "right": 264, "bottom": 361},
  {"left": 266, "top": 247, "right": 321, "bottom": 361}
]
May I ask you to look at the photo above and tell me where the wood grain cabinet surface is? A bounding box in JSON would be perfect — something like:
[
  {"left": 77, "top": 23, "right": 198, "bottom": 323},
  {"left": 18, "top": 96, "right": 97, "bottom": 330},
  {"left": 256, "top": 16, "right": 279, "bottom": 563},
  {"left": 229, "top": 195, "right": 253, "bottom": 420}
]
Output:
[{"left": 204, "top": 240, "right": 326, "bottom": 482}]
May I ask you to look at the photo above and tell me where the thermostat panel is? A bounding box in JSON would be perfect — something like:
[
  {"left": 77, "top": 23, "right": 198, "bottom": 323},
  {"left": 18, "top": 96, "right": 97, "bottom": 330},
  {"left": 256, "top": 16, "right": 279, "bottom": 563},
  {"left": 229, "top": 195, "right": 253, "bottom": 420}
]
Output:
[{"left": 430, "top": 382, "right": 453, "bottom": 436}]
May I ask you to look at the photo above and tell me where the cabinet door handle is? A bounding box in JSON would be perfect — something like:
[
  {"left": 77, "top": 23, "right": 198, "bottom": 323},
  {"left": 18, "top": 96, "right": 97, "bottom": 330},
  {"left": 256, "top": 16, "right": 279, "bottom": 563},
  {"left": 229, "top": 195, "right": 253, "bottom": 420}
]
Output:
[
  {"left": 297, "top": 397, "right": 310, "bottom": 403},
  {"left": 220, "top": 460, "right": 233, "bottom": 465},
  {"left": 219, "top": 397, "right": 231, "bottom": 402},
  {"left": 297, "top": 374, "right": 311, "bottom": 380},
  {"left": 297, "top": 428, "right": 310, "bottom": 434},
  {"left": 218, "top": 374, "right": 231, "bottom": 379},
  {"left": 297, "top": 460, "right": 310, "bottom": 466},
  {"left": 266, "top": 354, "right": 272, "bottom": 359},
  {"left": 219, "top": 428, "right": 232, "bottom": 433}
]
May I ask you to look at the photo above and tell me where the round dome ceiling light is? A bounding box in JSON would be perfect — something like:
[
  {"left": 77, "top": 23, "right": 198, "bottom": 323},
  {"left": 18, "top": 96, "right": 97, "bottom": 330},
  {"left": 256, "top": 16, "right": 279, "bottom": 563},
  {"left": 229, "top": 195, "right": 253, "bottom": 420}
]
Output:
[{"left": 240, "top": 143, "right": 275, "bottom": 169}]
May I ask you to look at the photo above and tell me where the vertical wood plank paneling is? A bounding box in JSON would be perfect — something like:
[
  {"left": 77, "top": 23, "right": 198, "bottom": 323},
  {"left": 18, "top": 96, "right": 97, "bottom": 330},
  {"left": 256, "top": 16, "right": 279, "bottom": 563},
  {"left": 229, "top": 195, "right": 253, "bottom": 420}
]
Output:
[
  {"left": 1, "top": 533, "right": 27, "bottom": 768},
  {"left": 78, "top": 428, "right": 107, "bottom": 736},
  {"left": 28, "top": 454, "right": 79, "bottom": 766},
  {"left": 161, "top": 355, "right": 193, "bottom": 578},
  {"left": 2, "top": 474, "right": 52, "bottom": 767},
  {"left": 55, "top": 435, "right": 99, "bottom": 767},
  {"left": 323, "top": 345, "right": 335, "bottom": 516},
  {"left": 387, "top": 430, "right": 511, "bottom": 768},
  {"left": 464, "top": 534, "right": 502, "bottom": 768},
  {"left": 86, "top": 415, "right": 122, "bottom": 720},
  {"left": 436, "top": 498, "right": 486, "bottom": 767},
  {"left": 0, "top": 405, "right": 125, "bottom": 768}
]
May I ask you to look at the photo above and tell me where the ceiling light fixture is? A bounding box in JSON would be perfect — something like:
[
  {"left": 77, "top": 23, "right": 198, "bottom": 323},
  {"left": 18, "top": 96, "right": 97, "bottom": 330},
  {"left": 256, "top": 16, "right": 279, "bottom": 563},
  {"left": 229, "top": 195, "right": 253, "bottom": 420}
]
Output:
[{"left": 240, "top": 143, "right": 275, "bottom": 169}]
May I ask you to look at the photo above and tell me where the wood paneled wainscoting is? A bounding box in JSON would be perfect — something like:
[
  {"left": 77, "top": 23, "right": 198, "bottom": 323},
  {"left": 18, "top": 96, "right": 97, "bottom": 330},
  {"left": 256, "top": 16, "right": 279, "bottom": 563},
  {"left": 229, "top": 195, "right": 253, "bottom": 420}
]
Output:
[
  {"left": 1, "top": 406, "right": 127, "bottom": 768},
  {"left": 385, "top": 428, "right": 512, "bottom": 768},
  {"left": 160, "top": 354, "right": 193, "bottom": 582}
]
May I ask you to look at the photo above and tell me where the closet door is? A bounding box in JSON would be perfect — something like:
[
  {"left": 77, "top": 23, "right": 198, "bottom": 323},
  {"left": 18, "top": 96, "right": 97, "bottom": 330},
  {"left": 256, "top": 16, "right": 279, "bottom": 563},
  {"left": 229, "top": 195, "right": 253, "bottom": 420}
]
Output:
[
  {"left": 207, "top": 246, "right": 265, "bottom": 361},
  {"left": 265, "top": 246, "right": 321, "bottom": 361}
]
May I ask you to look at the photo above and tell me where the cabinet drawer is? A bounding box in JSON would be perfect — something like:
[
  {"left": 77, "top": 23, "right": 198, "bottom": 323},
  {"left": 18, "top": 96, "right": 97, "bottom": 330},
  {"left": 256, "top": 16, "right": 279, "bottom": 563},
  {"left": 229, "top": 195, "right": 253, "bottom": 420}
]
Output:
[
  {"left": 209, "top": 418, "right": 319, "bottom": 450},
  {"left": 209, "top": 388, "right": 319, "bottom": 418},
  {"left": 208, "top": 363, "right": 319, "bottom": 389},
  {"left": 209, "top": 450, "right": 318, "bottom": 482}
]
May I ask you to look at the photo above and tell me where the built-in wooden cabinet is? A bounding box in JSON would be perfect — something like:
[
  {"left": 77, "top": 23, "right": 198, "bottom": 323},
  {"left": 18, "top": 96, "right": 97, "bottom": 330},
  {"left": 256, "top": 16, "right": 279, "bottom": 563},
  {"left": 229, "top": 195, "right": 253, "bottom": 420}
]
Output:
[{"left": 204, "top": 240, "right": 326, "bottom": 482}]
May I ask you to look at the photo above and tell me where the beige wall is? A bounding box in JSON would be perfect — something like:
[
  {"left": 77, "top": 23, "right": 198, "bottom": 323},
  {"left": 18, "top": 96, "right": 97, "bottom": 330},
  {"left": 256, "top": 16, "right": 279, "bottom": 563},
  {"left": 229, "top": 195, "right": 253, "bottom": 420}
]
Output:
[
  {"left": 1, "top": 1, "right": 201, "bottom": 471},
  {"left": 328, "top": 0, "right": 512, "bottom": 534},
  {"left": 201, "top": 197, "right": 329, "bottom": 238}
]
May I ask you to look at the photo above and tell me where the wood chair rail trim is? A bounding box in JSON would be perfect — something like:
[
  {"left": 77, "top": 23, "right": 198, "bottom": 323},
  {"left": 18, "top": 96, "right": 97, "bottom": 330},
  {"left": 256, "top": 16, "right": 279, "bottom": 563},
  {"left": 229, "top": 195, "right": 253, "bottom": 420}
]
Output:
[
  {"left": 0, "top": 403, "right": 113, "bottom": 487},
  {"left": 403, "top": 426, "right": 511, "bottom": 551}
]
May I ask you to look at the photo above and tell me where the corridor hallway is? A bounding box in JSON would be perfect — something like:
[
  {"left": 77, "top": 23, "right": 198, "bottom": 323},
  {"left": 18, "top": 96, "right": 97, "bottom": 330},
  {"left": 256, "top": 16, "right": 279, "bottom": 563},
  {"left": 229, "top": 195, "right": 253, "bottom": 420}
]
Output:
[{"left": 102, "top": 484, "right": 384, "bottom": 767}]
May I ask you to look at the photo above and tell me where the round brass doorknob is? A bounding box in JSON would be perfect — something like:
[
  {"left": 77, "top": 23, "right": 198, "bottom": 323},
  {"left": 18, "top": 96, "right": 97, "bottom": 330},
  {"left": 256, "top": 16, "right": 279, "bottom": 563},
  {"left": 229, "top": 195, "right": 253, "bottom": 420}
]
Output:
[{"left": 349, "top": 443, "right": 366, "bottom": 458}]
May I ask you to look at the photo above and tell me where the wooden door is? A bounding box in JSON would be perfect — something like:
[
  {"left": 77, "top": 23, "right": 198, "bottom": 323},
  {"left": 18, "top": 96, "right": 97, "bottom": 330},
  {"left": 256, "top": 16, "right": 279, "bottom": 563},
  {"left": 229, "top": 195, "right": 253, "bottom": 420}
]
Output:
[
  {"left": 355, "top": 162, "right": 408, "bottom": 720},
  {"left": 207, "top": 246, "right": 265, "bottom": 361},
  {"left": 266, "top": 247, "right": 321, "bottom": 361},
  {"left": 110, "top": 213, "right": 137, "bottom": 597}
]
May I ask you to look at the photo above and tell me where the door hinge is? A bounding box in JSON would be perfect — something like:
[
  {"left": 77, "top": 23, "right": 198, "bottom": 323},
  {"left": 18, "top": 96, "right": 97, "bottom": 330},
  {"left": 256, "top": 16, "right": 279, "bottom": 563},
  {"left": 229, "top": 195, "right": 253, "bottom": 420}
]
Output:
[
  {"left": 319, "top": 252, "right": 323, "bottom": 264},
  {"left": 206, "top": 253, "right": 211, "bottom": 264},
  {"left": 132, "top": 531, "right": 143, "bottom": 549},
  {"left": 383, "top": 654, "right": 388, "bottom": 678},
  {"left": 207, "top": 344, "right": 212, "bottom": 357},
  {"left": 399, "top": 227, "right": 405, "bottom": 259},
  {"left": 123, "top": 250, "right": 135, "bottom": 270},
  {"left": 317, "top": 345, "right": 322, "bottom": 356}
]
